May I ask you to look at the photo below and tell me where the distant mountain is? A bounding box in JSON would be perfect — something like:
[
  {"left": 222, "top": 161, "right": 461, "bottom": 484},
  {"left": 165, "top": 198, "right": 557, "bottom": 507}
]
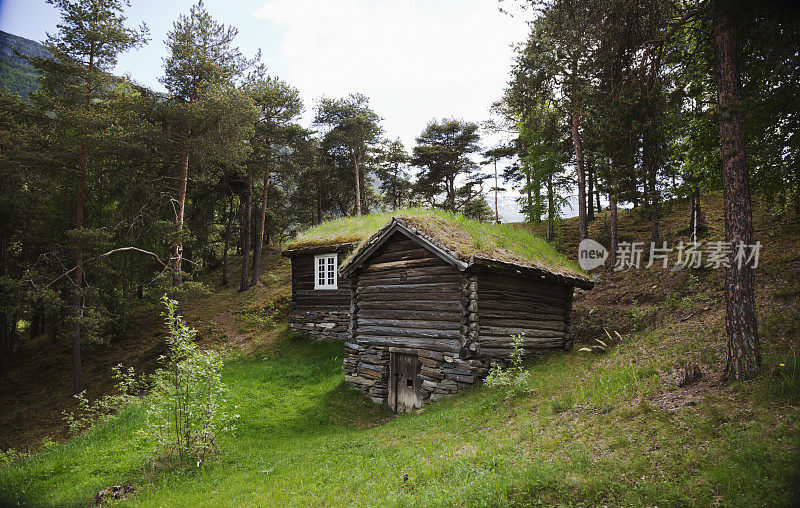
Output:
[{"left": 0, "top": 30, "right": 50, "bottom": 99}]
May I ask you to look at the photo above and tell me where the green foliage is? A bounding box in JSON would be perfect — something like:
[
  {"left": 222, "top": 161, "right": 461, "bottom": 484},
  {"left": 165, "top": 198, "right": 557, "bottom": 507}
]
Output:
[
  {"left": 412, "top": 118, "right": 481, "bottom": 211},
  {"left": 142, "top": 296, "right": 238, "bottom": 464},
  {"left": 314, "top": 93, "right": 383, "bottom": 215},
  {"left": 626, "top": 299, "right": 657, "bottom": 332},
  {"left": 62, "top": 364, "right": 142, "bottom": 434},
  {"left": 237, "top": 302, "right": 279, "bottom": 331},
  {"left": 485, "top": 334, "right": 531, "bottom": 397},
  {"left": 0, "top": 57, "right": 40, "bottom": 99}
]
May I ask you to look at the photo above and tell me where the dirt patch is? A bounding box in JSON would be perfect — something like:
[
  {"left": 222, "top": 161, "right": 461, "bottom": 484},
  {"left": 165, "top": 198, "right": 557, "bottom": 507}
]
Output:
[{"left": 651, "top": 369, "right": 722, "bottom": 411}]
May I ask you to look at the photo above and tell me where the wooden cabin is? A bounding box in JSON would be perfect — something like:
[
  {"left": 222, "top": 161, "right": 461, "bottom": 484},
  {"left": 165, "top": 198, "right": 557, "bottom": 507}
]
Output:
[
  {"left": 339, "top": 216, "right": 593, "bottom": 413},
  {"left": 281, "top": 242, "right": 358, "bottom": 341}
]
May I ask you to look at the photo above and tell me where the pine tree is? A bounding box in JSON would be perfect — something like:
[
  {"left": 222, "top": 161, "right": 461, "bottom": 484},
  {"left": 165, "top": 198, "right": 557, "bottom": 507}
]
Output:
[
  {"left": 39, "top": 0, "right": 147, "bottom": 393},
  {"left": 161, "top": 0, "right": 251, "bottom": 287}
]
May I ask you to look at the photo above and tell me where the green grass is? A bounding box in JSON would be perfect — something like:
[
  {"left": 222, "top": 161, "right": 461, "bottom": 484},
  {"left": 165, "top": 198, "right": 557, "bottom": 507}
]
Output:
[
  {"left": 286, "top": 208, "right": 587, "bottom": 280},
  {"left": 2, "top": 331, "right": 797, "bottom": 507}
]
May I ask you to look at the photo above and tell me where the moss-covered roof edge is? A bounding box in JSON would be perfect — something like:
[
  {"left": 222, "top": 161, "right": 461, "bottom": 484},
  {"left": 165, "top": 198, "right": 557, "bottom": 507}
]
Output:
[{"left": 339, "top": 218, "right": 593, "bottom": 289}]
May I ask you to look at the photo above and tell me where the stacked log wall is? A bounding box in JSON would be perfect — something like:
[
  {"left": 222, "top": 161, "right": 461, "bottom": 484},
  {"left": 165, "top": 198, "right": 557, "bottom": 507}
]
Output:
[
  {"left": 344, "top": 233, "right": 481, "bottom": 405},
  {"left": 475, "top": 270, "right": 572, "bottom": 358},
  {"left": 288, "top": 252, "right": 351, "bottom": 340}
]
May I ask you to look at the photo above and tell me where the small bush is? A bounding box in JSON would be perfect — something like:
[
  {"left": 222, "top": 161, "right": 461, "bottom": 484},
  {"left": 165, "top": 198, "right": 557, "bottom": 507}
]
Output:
[
  {"left": 0, "top": 448, "right": 30, "bottom": 467},
  {"left": 626, "top": 300, "right": 656, "bottom": 332},
  {"left": 237, "top": 302, "right": 279, "bottom": 331},
  {"left": 142, "top": 296, "right": 238, "bottom": 465},
  {"left": 485, "top": 334, "right": 530, "bottom": 397},
  {"left": 62, "top": 364, "right": 143, "bottom": 434}
]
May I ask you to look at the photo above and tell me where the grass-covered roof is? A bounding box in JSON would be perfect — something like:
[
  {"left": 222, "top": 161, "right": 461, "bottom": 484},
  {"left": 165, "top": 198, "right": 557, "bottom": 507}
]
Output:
[{"left": 284, "top": 208, "right": 590, "bottom": 285}]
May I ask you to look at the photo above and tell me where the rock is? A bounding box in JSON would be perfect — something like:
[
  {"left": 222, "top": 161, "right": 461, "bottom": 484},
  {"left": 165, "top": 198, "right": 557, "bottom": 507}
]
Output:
[
  {"left": 676, "top": 363, "right": 702, "bottom": 387},
  {"left": 670, "top": 263, "right": 685, "bottom": 273},
  {"left": 591, "top": 345, "right": 606, "bottom": 354},
  {"left": 94, "top": 485, "right": 131, "bottom": 505}
]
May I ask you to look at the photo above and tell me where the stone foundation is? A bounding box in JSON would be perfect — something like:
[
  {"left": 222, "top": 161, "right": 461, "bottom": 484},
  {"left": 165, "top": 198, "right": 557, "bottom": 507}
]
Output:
[
  {"left": 288, "top": 310, "right": 349, "bottom": 341},
  {"left": 343, "top": 342, "right": 491, "bottom": 407}
]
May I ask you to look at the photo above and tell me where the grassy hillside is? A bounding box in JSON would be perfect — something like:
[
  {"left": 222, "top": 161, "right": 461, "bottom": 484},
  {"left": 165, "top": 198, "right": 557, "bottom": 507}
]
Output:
[
  {"left": 1, "top": 193, "right": 798, "bottom": 506},
  {"left": 0, "top": 31, "right": 48, "bottom": 99}
]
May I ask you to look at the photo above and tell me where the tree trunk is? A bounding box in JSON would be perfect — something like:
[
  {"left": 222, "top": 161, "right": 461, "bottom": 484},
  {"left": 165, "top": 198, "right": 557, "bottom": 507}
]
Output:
[
  {"left": 546, "top": 174, "right": 555, "bottom": 241},
  {"left": 70, "top": 135, "right": 88, "bottom": 394},
  {"left": 172, "top": 145, "right": 189, "bottom": 286},
  {"left": 222, "top": 193, "right": 234, "bottom": 286},
  {"left": 352, "top": 152, "right": 362, "bottom": 216},
  {"left": 609, "top": 184, "right": 618, "bottom": 268},
  {"left": 494, "top": 159, "right": 500, "bottom": 224},
  {"left": 251, "top": 164, "right": 270, "bottom": 287},
  {"left": 240, "top": 170, "right": 253, "bottom": 292},
  {"left": 713, "top": 2, "right": 761, "bottom": 380},
  {"left": 525, "top": 171, "right": 532, "bottom": 223},
  {"left": 587, "top": 157, "right": 595, "bottom": 220},
  {"left": 571, "top": 109, "right": 588, "bottom": 241},
  {"left": 643, "top": 125, "right": 661, "bottom": 246},
  {"left": 316, "top": 181, "right": 322, "bottom": 224},
  {"left": 689, "top": 190, "right": 704, "bottom": 242}
]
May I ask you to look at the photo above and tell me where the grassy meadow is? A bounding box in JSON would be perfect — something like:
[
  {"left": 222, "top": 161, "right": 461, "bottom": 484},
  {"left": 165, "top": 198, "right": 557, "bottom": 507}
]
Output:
[{"left": 1, "top": 326, "right": 797, "bottom": 507}]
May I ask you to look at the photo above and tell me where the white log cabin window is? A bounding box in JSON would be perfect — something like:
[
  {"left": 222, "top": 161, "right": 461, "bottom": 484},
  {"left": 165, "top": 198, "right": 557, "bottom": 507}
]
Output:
[{"left": 314, "top": 253, "right": 338, "bottom": 289}]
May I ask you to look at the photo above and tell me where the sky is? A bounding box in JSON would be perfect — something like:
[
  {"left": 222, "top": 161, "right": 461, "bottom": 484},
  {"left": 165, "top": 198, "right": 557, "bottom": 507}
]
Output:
[{"left": 0, "top": 0, "right": 563, "bottom": 221}]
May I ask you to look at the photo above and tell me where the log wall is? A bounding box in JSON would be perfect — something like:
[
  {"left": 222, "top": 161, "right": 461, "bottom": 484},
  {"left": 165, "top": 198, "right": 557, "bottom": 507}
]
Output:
[
  {"left": 475, "top": 270, "right": 573, "bottom": 358},
  {"left": 344, "top": 233, "right": 482, "bottom": 406},
  {"left": 342, "top": 233, "right": 574, "bottom": 411},
  {"left": 287, "top": 251, "right": 352, "bottom": 341}
]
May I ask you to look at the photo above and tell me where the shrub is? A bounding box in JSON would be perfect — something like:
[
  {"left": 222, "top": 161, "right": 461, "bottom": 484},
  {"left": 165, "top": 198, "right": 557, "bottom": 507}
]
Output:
[
  {"left": 62, "top": 363, "right": 143, "bottom": 434},
  {"left": 485, "top": 334, "right": 530, "bottom": 397},
  {"left": 142, "top": 296, "right": 238, "bottom": 465}
]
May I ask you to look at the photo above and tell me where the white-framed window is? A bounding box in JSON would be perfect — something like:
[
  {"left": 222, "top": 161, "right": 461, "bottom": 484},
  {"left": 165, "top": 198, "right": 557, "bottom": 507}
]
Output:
[{"left": 314, "top": 253, "right": 338, "bottom": 290}]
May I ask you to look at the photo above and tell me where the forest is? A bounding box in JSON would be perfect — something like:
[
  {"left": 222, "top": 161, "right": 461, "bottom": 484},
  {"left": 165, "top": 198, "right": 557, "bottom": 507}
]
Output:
[{"left": 0, "top": 0, "right": 799, "bottom": 505}]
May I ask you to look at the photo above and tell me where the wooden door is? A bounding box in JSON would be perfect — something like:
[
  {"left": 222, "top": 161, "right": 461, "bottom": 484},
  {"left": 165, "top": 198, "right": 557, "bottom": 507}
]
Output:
[{"left": 390, "top": 353, "right": 421, "bottom": 413}]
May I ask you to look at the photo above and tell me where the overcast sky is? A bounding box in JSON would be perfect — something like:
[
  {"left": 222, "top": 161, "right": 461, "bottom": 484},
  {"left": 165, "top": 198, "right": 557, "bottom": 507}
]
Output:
[{"left": 0, "top": 0, "right": 560, "bottom": 221}]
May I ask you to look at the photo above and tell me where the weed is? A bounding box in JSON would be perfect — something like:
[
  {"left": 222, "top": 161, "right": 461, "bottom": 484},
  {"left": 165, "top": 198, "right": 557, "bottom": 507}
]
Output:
[
  {"left": 237, "top": 302, "right": 279, "bottom": 331},
  {"left": 485, "top": 334, "right": 531, "bottom": 397},
  {"left": 62, "top": 364, "right": 143, "bottom": 434},
  {"left": 626, "top": 300, "right": 656, "bottom": 332}
]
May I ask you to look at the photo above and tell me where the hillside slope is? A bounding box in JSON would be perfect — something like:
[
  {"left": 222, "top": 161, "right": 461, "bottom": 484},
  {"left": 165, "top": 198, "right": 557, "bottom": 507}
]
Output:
[
  {"left": 0, "top": 193, "right": 798, "bottom": 506},
  {"left": 0, "top": 30, "right": 48, "bottom": 99}
]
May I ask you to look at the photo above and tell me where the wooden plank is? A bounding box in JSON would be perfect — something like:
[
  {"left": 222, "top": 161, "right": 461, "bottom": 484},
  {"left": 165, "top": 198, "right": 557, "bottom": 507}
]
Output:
[
  {"left": 360, "top": 263, "right": 459, "bottom": 276},
  {"left": 358, "top": 309, "right": 461, "bottom": 321},
  {"left": 478, "top": 335, "right": 564, "bottom": 346},
  {"left": 360, "top": 257, "right": 445, "bottom": 273},
  {"left": 356, "top": 301, "right": 461, "bottom": 312},
  {"left": 479, "top": 318, "right": 566, "bottom": 331},
  {"left": 367, "top": 248, "right": 434, "bottom": 264},
  {"left": 357, "top": 274, "right": 463, "bottom": 286},
  {"left": 357, "top": 283, "right": 462, "bottom": 294},
  {"left": 479, "top": 308, "right": 565, "bottom": 319},
  {"left": 357, "top": 318, "right": 460, "bottom": 330},
  {"left": 478, "top": 301, "right": 563, "bottom": 314},
  {"left": 358, "top": 291, "right": 462, "bottom": 301},
  {"left": 479, "top": 326, "right": 564, "bottom": 337},
  {"left": 477, "top": 289, "right": 567, "bottom": 305},
  {"left": 479, "top": 271, "right": 571, "bottom": 292},
  {"left": 378, "top": 237, "right": 419, "bottom": 254},
  {"left": 357, "top": 325, "right": 461, "bottom": 340},
  {"left": 357, "top": 335, "right": 461, "bottom": 353}
]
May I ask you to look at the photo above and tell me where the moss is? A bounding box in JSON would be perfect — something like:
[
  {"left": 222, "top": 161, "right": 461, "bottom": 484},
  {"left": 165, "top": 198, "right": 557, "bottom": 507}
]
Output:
[{"left": 285, "top": 208, "right": 588, "bottom": 281}]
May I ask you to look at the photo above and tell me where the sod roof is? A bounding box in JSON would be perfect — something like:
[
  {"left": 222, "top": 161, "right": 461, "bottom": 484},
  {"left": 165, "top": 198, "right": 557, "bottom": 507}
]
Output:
[{"left": 283, "top": 209, "right": 591, "bottom": 288}]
